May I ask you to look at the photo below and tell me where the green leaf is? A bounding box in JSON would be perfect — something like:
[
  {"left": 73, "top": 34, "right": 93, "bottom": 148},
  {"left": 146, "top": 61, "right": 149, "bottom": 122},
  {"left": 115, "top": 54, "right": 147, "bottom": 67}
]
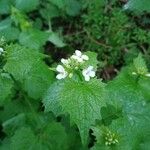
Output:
[
  {"left": 92, "top": 115, "right": 150, "bottom": 150},
  {"left": 19, "top": 29, "right": 49, "bottom": 50},
  {"left": 4, "top": 44, "right": 54, "bottom": 99},
  {"left": 0, "top": 18, "right": 20, "bottom": 41},
  {"left": 103, "top": 63, "right": 150, "bottom": 149},
  {"left": 3, "top": 113, "right": 26, "bottom": 136},
  {"left": 0, "top": 138, "right": 11, "bottom": 150},
  {"left": 43, "top": 79, "right": 106, "bottom": 145},
  {"left": 65, "top": 0, "right": 81, "bottom": 16},
  {"left": 0, "top": 98, "right": 39, "bottom": 122},
  {"left": 107, "top": 66, "right": 150, "bottom": 121},
  {"left": 23, "top": 62, "right": 54, "bottom": 99},
  {"left": 15, "top": 0, "right": 39, "bottom": 12},
  {"left": 9, "top": 121, "right": 69, "bottom": 150},
  {"left": 124, "top": 0, "right": 150, "bottom": 13},
  {"left": 49, "top": 0, "right": 81, "bottom": 16},
  {"left": 4, "top": 44, "right": 44, "bottom": 80},
  {"left": 49, "top": 0, "right": 65, "bottom": 9},
  {"left": 11, "top": 127, "right": 42, "bottom": 150},
  {"left": 40, "top": 3, "right": 60, "bottom": 20},
  {"left": 0, "top": 73, "right": 14, "bottom": 105},
  {"left": 0, "top": 0, "right": 13, "bottom": 14},
  {"left": 48, "top": 31, "right": 66, "bottom": 47},
  {"left": 101, "top": 104, "right": 122, "bottom": 126}
]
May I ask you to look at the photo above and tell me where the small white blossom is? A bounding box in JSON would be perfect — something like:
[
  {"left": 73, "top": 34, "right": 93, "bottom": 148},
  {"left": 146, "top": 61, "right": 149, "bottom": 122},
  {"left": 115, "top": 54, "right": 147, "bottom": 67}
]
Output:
[
  {"left": 56, "top": 65, "right": 68, "bottom": 80},
  {"left": 71, "top": 50, "right": 89, "bottom": 63},
  {"left": 82, "top": 66, "right": 95, "bottom": 81},
  {"left": 145, "top": 73, "right": 150, "bottom": 77},
  {"left": 61, "top": 58, "right": 69, "bottom": 65},
  {"left": 0, "top": 47, "right": 4, "bottom": 55},
  {"left": 132, "top": 72, "right": 137, "bottom": 75}
]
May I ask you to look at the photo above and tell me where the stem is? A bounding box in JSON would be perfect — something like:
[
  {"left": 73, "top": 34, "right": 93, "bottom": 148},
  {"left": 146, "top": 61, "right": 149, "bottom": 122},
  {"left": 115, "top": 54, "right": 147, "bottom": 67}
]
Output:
[
  {"left": 49, "top": 67, "right": 56, "bottom": 72},
  {"left": 77, "top": 70, "right": 84, "bottom": 82}
]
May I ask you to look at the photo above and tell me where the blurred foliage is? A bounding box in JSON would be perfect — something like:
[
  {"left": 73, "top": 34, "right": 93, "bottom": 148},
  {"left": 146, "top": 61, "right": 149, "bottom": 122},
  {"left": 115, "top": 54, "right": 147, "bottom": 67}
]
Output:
[{"left": 1, "top": 0, "right": 150, "bottom": 149}]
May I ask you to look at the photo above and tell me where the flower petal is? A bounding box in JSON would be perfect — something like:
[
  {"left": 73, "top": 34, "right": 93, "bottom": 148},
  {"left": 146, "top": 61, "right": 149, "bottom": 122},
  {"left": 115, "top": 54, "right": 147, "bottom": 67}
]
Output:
[
  {"left": 89, "top": 71, "right": 95, "bottom": 77},
  {"left": 84, "top": 75, "right": 90, "bottom": 81},
  {"left": 82, "top": 55, "right": 89, "bottom": 61},
  {"left": 56, "top": 74, "right": 64, "bottom": 80},
  {"left": 75, "top": 50, "right": 82, "bottom": 57},
  {"left": 61, "top": 58, "right": 69, "bottom": 65},
  {"left": 82, "top": 69, "right": 87, "bottom": 76},
  {"left": 77, "top": 57, "right": 83, "bottom": 62},
  {"left": 71, "top": 55, "right": 78, "bottom": 60},
  {"left": 56, "top": 65, "right": 65, "bottom": 73},
  {"left": 88, "top": 66, "right": 94, "bottom": 71}
]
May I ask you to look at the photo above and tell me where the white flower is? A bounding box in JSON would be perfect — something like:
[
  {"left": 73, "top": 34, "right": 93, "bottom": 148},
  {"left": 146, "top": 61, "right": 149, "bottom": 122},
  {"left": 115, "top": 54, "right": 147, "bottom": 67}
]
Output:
[
  {"left": 56, "top": 65, "right": 68, "bottom": 80},
  {"left": 71, "top": 50, "right": 89, "bottom": 63},
  {"left": 82, "top": 66, "right": 95, "bottom": 81},
  {"left": 61, "top": 58, "right": 69, "bottom": 65},
  {"left": 0, "top": 47, "right": 4, "bottom": 55},
  {"left": 145, "top": 73, "right": 150, "bottom": 77},
  {"left": 132, "top": 72, "right": 137, "bottom": 75}
]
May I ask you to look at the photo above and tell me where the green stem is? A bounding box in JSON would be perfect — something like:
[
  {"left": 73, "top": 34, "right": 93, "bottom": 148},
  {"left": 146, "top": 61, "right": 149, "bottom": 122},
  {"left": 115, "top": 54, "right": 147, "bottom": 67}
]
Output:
[
  {"left": 77, "top": 70, "right": 84, "bottom": 82},
  {"left": 49, "top": 67, "right": 56, "bottom": 72}
]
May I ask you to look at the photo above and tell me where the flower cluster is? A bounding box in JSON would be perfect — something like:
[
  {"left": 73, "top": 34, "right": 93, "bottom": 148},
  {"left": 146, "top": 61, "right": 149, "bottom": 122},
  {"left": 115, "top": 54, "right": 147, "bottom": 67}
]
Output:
[
  {"left": 0, "top": 47, "right": 4, "bottom": 55},
  {"left": 132, "top": 67, "right": 150, "bottom": 78},
  {"left": 56, "top": 50, "right": 95, "bottom": 81},
  {"left": 104, "top": 130, "right": 119, "bottom": 146},
  {"left": 132, "top": 71, "right": 150, "bottom": 77}
]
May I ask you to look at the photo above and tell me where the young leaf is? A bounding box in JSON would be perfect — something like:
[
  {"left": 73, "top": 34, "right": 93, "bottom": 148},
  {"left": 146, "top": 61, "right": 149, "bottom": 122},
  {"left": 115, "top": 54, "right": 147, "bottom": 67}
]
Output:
[
  {"left": 48, "top": 31, "right": 66, "bottom": 48},
  {"left": 133, "top": 53, "right": 148, "bottom": 75},
  {"left": 43, "top": 79, "right": 106, "bottom": 145}
]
